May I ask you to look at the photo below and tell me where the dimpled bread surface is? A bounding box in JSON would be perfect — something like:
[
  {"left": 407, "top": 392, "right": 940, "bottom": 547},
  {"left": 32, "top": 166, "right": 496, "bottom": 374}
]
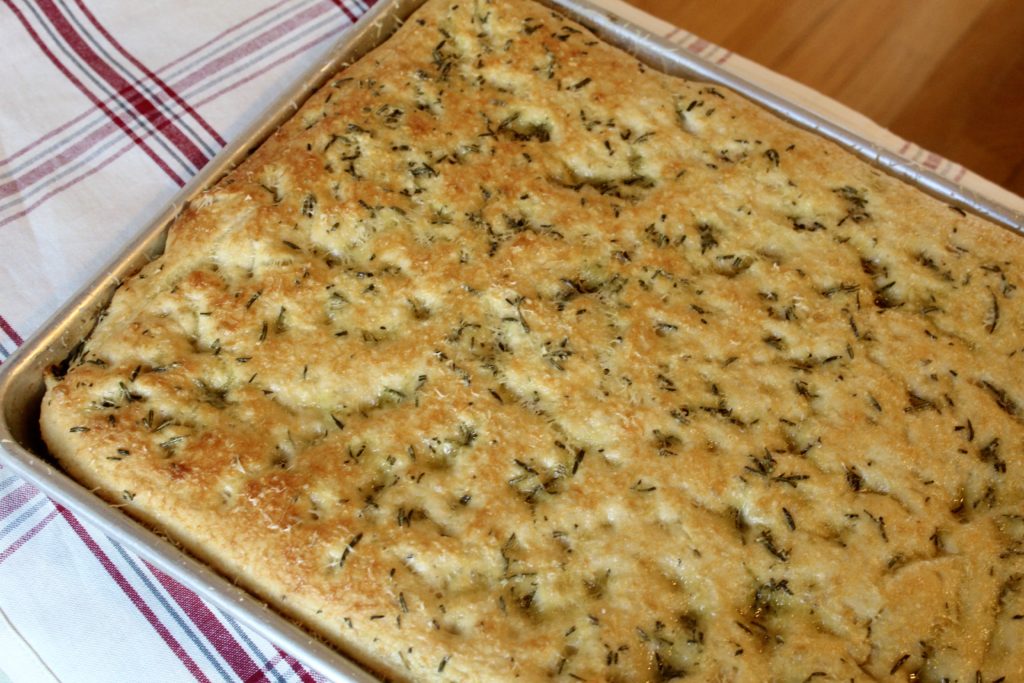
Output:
[{"left": 41, "top": 0, "right": 1024, "bottom": 680}]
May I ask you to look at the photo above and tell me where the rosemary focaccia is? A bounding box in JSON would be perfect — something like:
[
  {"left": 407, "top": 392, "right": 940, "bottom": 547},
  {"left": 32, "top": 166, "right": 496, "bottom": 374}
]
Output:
[{"left": 41, "top": 0, "right": 1024, "bottom": 680}]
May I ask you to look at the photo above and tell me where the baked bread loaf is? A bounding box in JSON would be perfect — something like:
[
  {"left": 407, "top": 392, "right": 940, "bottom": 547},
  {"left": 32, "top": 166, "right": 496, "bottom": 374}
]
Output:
[{"left": 41, "top": 0, "right": 1024, "bottom": 680}]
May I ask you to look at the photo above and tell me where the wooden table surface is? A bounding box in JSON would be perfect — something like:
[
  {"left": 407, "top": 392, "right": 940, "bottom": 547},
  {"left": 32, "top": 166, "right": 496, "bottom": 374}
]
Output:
[{"left": 626, "top": 0, "right": 1024, "bottom": 198}]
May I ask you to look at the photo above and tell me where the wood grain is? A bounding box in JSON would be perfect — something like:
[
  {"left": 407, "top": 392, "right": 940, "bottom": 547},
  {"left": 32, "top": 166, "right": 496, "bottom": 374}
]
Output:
[{"left": 626, "top": 0, "right": 1024, "bottom": 197}]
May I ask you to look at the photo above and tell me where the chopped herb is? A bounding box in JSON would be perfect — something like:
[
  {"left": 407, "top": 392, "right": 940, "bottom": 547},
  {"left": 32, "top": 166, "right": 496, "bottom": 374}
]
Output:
[
  {"left": 745, "top": 450, "right": 777, "bottom": 477},
  {"left": 905, "top": 391, "right": 940, "bottom": 414},
  {"left": 259, "top": 183, "right": 283, "bottom": 203},
  {"left": 714, "top": 254, "right": 752, "bottom": 277},
  {"left": 655, "top": 321, "right": 678, "bottom": 336},
  {"left": 986, "top": 288, "right": 1000, "bottom": 334},
  {"left": 159, "top": 435, "right": 184, "bottom": 450},
  {"left": 782, "top": 508, "right": 796, "bottom": 530},
  {"left": 337, "top": 533, "right": 364, "bottom": 570},
  {"left": 865, "top": 510, "right": 888, "bottom": 542},
  {"left": 978, "top": 380, "right": 1021, "bottom": 420},
  {"left": 751, "top": 578, "right": 792, "bottom": 618},
  {"left": 794, "top": 380, "right": 816, "bottom": 400},
  {"left": 821, "top": 282, "right": 859, "bottom": 298},
  {"left": 757, "top": 529, "right": 789, "bottom": 561},
  {"left": 791, "top": 217, "right": 826, "bottom": 232},
  {"left": 654, "top": 652, "right": 686, "bottom": 680},
  {"left": 572, "top": 448, "right": 585, "bottom": 474},
  {"left": 410, "top": 163, "right": 439, "bottom": 178},
  {"left": 873, "top": 281, "right": 902, "bottom": 310},
  {"left": 653, "top": 429, "right": 680, "bottom": 457},
  {"left": 730, "top": 506, "right": 749, "bottom": 538},
  {"left": 979, "top": 438, "right": 1007, "bottom": 473},
  {"left": 301, "top": 193, "right": 317, "bottom": 218},
  {"left": 514, "top": 459, "right": 538, "bottom": 475},
  {"left": 698, "top": 223, "right": 718, "bottom": 253},
  {"left": 845, "top": 466, "right": 863, "bottom": 492},
  {"left": 833, "top": 185, "right": 871, "bottom": 224},
  {"left": 773, "top": 473, "right": 809, "bottom": 488}
]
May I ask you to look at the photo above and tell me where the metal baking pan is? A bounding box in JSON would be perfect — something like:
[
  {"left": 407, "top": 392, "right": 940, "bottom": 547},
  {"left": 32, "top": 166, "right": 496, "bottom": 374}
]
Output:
[{"left": 1, "top": 0, "right": 1022, "bottom": 681}]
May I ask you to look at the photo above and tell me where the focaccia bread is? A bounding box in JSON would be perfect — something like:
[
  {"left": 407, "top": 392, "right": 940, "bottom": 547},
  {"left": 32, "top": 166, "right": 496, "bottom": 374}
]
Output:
[{"left": 41, "top": 0, "right": 1024, "bottom": 680}]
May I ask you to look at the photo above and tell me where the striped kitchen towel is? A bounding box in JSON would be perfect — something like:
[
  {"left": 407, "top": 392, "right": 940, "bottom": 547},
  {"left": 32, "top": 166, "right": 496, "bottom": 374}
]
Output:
[{"left": 0, "top": 1, "right": 1021, "bottom": 682}]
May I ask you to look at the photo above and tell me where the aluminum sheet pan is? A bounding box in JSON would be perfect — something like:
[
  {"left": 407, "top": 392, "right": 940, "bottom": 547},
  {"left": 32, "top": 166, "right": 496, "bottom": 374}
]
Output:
[{"left": 1, "top": 0, "right": 1022, "bottom": 681}]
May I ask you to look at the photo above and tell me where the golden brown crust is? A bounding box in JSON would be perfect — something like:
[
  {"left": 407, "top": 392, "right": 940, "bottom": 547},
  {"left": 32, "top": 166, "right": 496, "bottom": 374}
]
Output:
[{"left": 41, "top": 1, "right": 1024, "bottom": 680}]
